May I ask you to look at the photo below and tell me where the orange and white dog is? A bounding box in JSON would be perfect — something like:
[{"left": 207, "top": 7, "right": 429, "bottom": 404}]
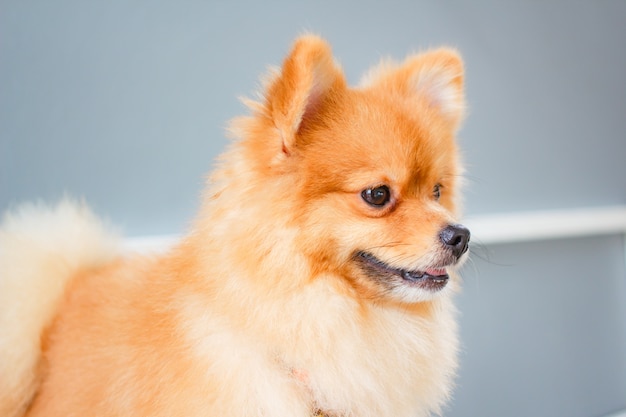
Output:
[{"left": 0, "top": 35, "right": 469, "bottom": 416}]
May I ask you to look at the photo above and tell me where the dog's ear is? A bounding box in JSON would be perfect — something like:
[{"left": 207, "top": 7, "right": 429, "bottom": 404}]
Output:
[
  {"left": 361, "top": 49, "right": 465, "bottom": 128},
  {"left": 265, "top": 35, "right": 345, "bottom": 156}
]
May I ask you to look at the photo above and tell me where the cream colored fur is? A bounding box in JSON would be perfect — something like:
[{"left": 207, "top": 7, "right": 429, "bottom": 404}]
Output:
[{"left": 0, "top": 200, "right": 120, "bottom": 417}]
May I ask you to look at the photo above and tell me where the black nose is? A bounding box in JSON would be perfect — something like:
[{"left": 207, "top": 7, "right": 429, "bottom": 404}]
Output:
[{"left": 439, "top": 224, "right": 470, "bottom": 258}]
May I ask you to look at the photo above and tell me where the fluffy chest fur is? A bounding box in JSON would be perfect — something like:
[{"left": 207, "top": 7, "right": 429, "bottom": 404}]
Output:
[{"left": 176, "top": 274, "right": 459, "bottom": 417}]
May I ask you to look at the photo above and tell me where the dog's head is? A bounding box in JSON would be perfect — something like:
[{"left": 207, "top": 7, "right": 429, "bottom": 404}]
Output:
[{"left": 230, "top": 35, "right": 469, "bottom": 303}]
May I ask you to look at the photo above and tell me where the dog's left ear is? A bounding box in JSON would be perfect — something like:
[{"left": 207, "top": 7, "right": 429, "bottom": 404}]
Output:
[
  {"left": 361, "top": 49, "right": 465, "bottom": 128},
  {"left": 265, "top": 35, "right": 345, "bottom": 156}
]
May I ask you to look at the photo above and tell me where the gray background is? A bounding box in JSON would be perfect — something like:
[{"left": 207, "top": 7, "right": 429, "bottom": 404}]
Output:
[{"left": 2, "top": 1, "right": 625, "bottom": 416}]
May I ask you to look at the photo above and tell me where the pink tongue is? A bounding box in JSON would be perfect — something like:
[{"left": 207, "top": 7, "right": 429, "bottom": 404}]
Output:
[{"left": 425, "top": 268, "right": 447, "bottom": 277}]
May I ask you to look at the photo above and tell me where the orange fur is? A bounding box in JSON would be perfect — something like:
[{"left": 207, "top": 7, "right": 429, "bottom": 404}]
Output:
[{"left": 0, "top": 35, "right": 469, "bottom": 416}]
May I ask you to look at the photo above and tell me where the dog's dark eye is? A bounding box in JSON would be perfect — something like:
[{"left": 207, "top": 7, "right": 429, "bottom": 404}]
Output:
[
  {"left": 362, "top": 185, "right": 391, "bottom": 207},
  {"left": 433, "top": 183, "right": 442, "bottom": 201}
]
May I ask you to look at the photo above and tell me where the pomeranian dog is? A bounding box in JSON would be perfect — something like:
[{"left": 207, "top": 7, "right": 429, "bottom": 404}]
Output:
[{"left": 0, "top": 35, "right": 469, "bottom": 417}]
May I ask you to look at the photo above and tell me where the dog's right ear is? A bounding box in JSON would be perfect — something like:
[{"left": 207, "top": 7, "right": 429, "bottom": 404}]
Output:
[{"left": 265, "top": 35, "right": 345, "bottom": 157}]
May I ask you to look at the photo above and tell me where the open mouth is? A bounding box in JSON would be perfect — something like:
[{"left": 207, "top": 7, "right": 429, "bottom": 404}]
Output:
[{"left": 354, "top": 251, "right": 450, "bottom": 292}]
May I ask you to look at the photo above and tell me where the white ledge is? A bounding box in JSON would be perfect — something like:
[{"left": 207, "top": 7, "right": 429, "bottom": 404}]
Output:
[
  {"left": 464, "top": 205, "right": 626, "bottom": 245},
  {"left": 122, "top": 205, "right": 626, "bottom": 252}
]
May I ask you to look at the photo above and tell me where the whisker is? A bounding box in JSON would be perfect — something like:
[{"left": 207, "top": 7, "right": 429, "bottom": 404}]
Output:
[
  {"left": 360, "top": 241, "right": 412, "bottom": 252},
  {"left": 468, "top": 241, "right": 513, "bottom": 267},
  {"left": 459, "top": 255, "right": 482, "bottom": 295},
  {"left": 458, "top": 174, "right": 484, "bottom": 185}
]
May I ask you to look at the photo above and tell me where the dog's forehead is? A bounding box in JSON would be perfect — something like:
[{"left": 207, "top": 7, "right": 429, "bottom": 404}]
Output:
[
  {"left": 346, "top": 92, "right": 450, "bottom": 170},
  {"left": 303, "top": 91, "right": 454, "bottom": 190}
]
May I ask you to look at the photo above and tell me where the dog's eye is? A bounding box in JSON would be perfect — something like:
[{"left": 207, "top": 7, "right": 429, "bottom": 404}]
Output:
[
  {"left": 362, "top": 185, "right": 391, "bottom": 207},
  {"left": 433, "top": 183, "right": 442, "bottom": 201}
]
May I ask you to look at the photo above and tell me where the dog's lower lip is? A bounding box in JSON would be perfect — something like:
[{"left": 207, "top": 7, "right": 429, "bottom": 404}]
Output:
[{"left": 355, "top": 251, "right": 449, "bottom": 289}]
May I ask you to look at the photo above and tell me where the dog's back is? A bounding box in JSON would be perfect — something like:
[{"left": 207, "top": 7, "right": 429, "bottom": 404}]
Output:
[{"left": 0, "top": 200, "right": 120, "bottom": 417}]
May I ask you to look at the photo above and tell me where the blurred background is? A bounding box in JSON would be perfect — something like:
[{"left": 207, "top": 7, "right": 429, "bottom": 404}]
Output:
[{"left": 1, "top": 1, "right": 625, "bottom": 416}]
